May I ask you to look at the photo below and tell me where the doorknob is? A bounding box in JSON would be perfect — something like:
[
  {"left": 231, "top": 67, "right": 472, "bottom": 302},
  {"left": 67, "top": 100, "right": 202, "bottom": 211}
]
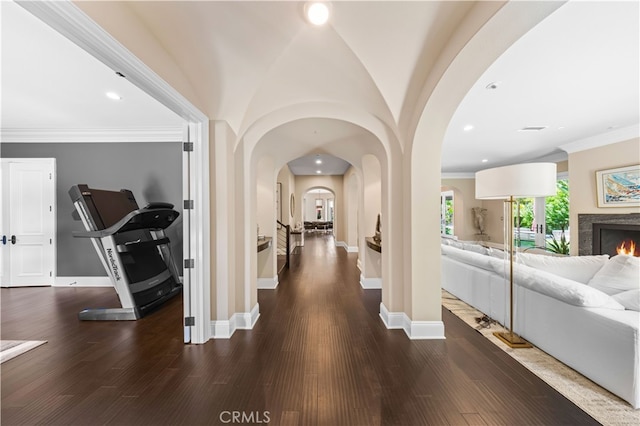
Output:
[
  {"left": 1, "top": 235, "right": 5, "bottom": 245},
  {"left": 11, "top": 235, "right": 16, "bottom": 244}
]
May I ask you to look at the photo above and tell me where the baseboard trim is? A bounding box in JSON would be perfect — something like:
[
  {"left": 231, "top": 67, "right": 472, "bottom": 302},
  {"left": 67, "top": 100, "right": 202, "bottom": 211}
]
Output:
[
  {"left": 257, "top": 276, "right": 279, "bottom": 290},
  {"left": 236, "top": 303, "right": 260, "bottom": 329},
  {"left": 379, "top": 302, "right": 445, "bottom": 340},
  {"left": 54, "top": 276, "right": 111, "bottom": 287},
  {"left": 210, "top": 304, "right": 260, "bottom": 339},
  {"left": 335, "top": 241, "right": 359, "bottom": 253},
  {"left": 359, "top": 274, "right": 382, "bottom": 289}
]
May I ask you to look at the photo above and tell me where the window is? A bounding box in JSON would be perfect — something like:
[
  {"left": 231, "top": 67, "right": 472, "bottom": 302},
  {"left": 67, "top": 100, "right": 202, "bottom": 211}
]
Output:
[
  {"left": 513, "top": 175, "right": 569, "bottom": 253},
  {"left": 440, "top": 191, "right": 454, "bottom": 236}
]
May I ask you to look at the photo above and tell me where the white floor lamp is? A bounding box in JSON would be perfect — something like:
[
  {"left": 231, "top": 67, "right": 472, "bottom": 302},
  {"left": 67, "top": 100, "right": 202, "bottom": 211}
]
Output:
[{"left": 475, "top": 162, "right": 557, "bottom": 348}]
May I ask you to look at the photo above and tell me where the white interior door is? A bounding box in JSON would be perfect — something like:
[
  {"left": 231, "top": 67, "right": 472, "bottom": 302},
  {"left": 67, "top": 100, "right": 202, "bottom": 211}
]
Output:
[{"left": 0, "top": 158, "right": 56, "bottom": 287}]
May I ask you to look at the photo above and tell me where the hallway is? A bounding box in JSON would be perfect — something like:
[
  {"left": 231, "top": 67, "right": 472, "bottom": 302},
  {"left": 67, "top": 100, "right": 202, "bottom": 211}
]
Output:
[{"left": 1, "top": 233, "right": 597, "bottom": 425}]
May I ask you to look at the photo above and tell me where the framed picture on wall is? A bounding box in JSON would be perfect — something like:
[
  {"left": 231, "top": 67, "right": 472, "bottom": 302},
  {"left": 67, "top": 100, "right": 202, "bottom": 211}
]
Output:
[{"left": 595, "top": 164, "right": 640, "bottom": 207}]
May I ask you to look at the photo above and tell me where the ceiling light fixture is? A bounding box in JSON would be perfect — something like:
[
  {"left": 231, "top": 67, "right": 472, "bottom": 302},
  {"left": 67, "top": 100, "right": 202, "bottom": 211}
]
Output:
[
  {"left": 315, "top": 159, "right": 322, "bottom": 164},
  {"left": 518, "top": 126, "right": 547, "bottom": 132},
  {"left": 482, "top": 159, "right": 489, "bottom": 163},
  {"left": 463, "top": 125, "right": 474, "bottom": 132},
  {"left": 316, "top": 170, "right": 322, "bottom": 174},
  {"left": 105, "top": 92, "right": 122, "bottom": 101},
  {"left": 305, "top": 2, "right": 330, "bottom": 26}
]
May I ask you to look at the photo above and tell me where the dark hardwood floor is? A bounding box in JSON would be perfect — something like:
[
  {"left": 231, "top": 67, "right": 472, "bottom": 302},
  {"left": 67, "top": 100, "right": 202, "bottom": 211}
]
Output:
[{"left": 1, "top": 233, "right": 599, "bottom": 425}]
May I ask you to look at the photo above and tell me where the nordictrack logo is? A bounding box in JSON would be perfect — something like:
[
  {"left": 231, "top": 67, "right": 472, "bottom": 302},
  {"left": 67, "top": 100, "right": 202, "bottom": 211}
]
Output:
[
  {"left": 106, "top": 248, "right": 121, "bottom": 281},
  {"left": 219, "top": 411, "right": 270, "bottom": 424}
]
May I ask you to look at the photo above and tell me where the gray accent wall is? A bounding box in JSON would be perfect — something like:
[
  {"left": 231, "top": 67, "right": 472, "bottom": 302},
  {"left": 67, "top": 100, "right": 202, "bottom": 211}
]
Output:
[{"left": 2, "top": 142, "right": 183, "bottom": 276}]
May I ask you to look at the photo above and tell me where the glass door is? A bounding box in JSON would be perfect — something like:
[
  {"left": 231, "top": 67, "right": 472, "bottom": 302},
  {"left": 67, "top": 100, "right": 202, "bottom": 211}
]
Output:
[{"left": 440, "top": 191, "right": 454, "bottom": 236}]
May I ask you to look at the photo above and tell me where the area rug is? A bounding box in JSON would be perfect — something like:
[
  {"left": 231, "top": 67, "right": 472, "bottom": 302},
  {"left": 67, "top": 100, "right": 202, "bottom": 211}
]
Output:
[
  {"left": 0, "top": 340, "right": 47, "bottom": 364},
  {"left": 441, "top": 290, "right": 640, "bottom": 426}
]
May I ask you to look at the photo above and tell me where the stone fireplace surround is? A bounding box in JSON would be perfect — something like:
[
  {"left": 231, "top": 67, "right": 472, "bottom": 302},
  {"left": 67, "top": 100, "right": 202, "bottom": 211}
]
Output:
[{"left": 578, "top": 213, "right": 640, "bottom": 255}]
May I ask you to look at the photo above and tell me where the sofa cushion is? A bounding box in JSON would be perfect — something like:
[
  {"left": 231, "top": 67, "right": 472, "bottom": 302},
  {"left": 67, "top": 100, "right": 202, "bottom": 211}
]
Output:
[
  {"left": 514, "top": 265, "right": 625, "bottom": 310},
  {"left": 442, "top": 244, "right": 493, "bottom": 271},
  {"left": 517, "top": 252, "right": 609, "bottom": 284},
  {"left": 463, "top": 242, "right": 489, "bottom": 255},
  {"left": 588, "top": 254, "right": 640, "bottom": 295},
  {"left": 613, "top": 289, "right": 640, "bottom": 311}
]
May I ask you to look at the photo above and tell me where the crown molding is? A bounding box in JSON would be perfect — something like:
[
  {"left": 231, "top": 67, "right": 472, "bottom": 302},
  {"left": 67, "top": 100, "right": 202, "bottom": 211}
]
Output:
[
  {"left": 441, "top": 172, "right": 475, "bottom": 179},
  {"left": 1, "top": 127, "right": 183, "bottom": 143},
  {"left": 560, "top": 124, "right": 640, "bottom": 154}
]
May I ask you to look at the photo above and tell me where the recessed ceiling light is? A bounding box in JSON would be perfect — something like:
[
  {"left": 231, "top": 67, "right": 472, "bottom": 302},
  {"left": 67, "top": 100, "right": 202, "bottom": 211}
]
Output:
[
  {"left": 315, "top": 159, "right": 322, "bottom": 164},
  {"left": 463, "top": 125, "right": 474, "bottom": 132},
  {"left": 316, "top": 170, "right": 322, "bottom": 174},
  {"left": 305, "top": 2, "right": 330, "bottom": 26},
  {"left": 518, "top": 126, "right": 547, "bottom": 132},
  {"left": 105, "top": 92, "right": 122, "bottom": 101},
  {"left": 481, "top": 159, "right": 489, "bottom": 163}
]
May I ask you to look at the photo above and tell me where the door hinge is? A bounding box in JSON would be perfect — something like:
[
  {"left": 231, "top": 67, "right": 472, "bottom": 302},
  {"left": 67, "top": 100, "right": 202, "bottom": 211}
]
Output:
[
  {"left": 184, "top": 200, "right": 194, "bottom": 210},
  {"left": 49, "top": 271, "right": 52, "bottom": 277},
  {"left": 184, "top": 316, "right": 195, "bottom": 326},
  {"left": 50, "top": 238, "right": 52, "bottom": 244},
  {"left": 183, "top": 142, "right": 194, "bottom": 152},
  {"left": 184, "top": 259, "right": 195, "bottom": 269}
]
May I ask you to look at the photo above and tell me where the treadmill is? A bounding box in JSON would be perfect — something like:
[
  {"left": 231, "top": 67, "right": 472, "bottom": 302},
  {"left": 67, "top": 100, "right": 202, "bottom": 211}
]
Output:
[{"left": 69, "top": 184, "right": 182, "bottom": 320}]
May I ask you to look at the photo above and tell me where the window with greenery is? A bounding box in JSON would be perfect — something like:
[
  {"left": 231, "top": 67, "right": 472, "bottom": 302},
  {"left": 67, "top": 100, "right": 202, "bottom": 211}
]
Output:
[
  {"left": 512, "top": 179, "right": 569, "bottom": 253},
  {"left": 440, "top": 191, "right": 454, "bottom": 236}
]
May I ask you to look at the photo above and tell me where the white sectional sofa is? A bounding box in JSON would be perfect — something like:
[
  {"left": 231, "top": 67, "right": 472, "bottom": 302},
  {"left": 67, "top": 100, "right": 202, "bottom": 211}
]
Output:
[{"left": 441, "top": 239, "right": 640, "bottom": 409}]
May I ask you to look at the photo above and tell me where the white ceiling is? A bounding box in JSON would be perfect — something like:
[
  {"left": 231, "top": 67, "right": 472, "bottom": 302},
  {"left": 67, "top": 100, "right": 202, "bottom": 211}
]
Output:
[
  {"left": 2, "top": 1, "right": 638, "bottom": 176},
  {"left": 0, "top": 1, "right": 183, "bottom": 130}
]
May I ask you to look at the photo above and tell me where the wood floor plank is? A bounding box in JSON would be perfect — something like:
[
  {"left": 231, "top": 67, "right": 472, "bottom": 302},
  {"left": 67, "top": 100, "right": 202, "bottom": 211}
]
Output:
[{"left": 1, "top": 233, "right": 600, "bottom": 425}]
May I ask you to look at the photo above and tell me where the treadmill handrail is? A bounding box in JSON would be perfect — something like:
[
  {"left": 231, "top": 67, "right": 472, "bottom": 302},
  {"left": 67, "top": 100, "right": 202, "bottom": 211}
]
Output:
[{"left": 72, "top": 207, "right": 179, "bottom": 238}]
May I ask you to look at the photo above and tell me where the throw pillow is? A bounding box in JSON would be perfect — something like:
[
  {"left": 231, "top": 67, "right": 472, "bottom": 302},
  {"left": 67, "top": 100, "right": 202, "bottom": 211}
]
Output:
[
  {"left": 612, "top": 289, "right": 640, "bottom": 311},
  {"left": 515, "top": 266, "right": 624, "bottom": 310},
  {"left": 588, "top": 254, "right": 640, "bottom": 295},
  {"left": 518, "top": 253, "right": 610, "bottom": 284}
]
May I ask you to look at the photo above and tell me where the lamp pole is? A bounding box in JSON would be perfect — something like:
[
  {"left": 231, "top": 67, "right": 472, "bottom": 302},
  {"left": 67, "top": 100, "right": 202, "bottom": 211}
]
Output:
[{"left": 494, "top": 195, "right": 532, "bottom": 348}]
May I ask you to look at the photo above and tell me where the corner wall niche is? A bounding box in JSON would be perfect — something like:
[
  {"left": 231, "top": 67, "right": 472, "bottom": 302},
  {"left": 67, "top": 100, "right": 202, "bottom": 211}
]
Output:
[{"left": 578, "top": 213, "right": 640, "bottom": 255}]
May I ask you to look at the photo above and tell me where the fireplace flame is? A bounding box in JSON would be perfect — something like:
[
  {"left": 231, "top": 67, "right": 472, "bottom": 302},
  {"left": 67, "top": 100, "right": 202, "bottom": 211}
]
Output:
[{"left": 617, "top": 240, "right": 638, "bottom": 256}]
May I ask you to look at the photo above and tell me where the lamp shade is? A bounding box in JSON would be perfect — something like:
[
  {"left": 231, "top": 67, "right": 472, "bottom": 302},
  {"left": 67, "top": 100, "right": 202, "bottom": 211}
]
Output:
[{"left": 475, "top": 162, "right": 557, "bottom": 199}]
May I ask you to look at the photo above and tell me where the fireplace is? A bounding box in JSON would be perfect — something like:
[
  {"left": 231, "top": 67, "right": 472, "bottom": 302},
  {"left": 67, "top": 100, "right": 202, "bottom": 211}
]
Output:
[
  {"left": 578, "top": 213, "right": 640, "bottom": 256},
  {"left": 592, "top": 223, "right": 640, "bottom": 257}
]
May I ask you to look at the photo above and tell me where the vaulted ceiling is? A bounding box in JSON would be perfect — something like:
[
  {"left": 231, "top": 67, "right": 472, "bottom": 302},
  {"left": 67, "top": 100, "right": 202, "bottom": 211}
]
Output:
[{"left": 2, "top": 1, "right": 638, "bottom": 175}]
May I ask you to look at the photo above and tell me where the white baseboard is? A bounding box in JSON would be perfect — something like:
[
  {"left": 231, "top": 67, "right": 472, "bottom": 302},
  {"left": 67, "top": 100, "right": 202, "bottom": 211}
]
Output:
[
  {"left": 54, "top": 276, "right": 111, "bottom": 287},
  {"left": 257, "top": 276, "right": 279, "bottom": 290},
  {"left": 210, "top": 304, "right": 260, "bottom": 339},
  {"left": 379, "top": 302, "right": 445, "bottom": 340},
  {"left": 359, "top": 274, "right": 382, "bottom": 289},
  {"left": 236, "top": 303, "right": 260, "bottom": 329},
  {"left": 335, "top": 241, "right": 359, "bottom": 253},
  {"left": 210, "top": 317, "right": 236, "bottom": 339}
]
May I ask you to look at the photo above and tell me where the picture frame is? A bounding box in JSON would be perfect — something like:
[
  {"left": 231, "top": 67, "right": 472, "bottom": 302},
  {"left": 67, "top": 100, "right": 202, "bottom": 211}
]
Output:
[{"left": 595, "top": 164, "right": 640, "bottom": 207}]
